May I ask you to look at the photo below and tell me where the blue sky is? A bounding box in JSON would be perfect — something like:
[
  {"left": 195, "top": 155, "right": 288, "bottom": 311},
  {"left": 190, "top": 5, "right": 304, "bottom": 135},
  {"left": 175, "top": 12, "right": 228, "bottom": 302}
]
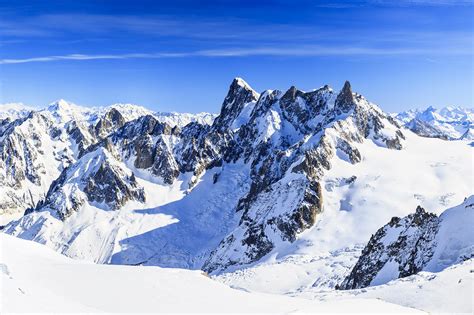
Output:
[{"left": 0, "top": 0, "right": 472, "bottom": 113}]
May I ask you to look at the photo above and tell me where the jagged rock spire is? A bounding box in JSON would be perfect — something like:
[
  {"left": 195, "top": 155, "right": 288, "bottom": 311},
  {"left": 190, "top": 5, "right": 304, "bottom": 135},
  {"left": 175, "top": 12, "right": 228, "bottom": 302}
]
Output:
[
  {"left": 335, "top": 81, "right": 355, "bottom": 113},
  {"left": 281, "top": 86, "right": 300, "bottom": 103},
  {"left": 212, "top": 78, "right": 259, "bottom": 131},
  {"left": 94, "top": 108, "right": 126, "bottom": 138}
]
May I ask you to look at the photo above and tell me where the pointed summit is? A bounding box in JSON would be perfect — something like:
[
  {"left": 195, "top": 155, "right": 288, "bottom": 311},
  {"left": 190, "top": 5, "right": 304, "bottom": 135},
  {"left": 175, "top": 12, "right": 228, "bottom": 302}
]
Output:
[
  {"left": 281, "top": 86, "right": 300, "bottom": 103},
  {"left": 233, "top": 77, "right": 253, "bottom": 89},
  {"left": 335, "top": 80, "right": 355, "bottom": 113},
  {"left": 94, "top": 107, "right": 126, "bottom": 138},
  {"left": 212, "top": 78, "right": 259, "bottom": 131},
  {"left": 227, "top": 77, "right": 259, "bottom": 100},
  {"left": 48, "top": 99, "right": 73, "bottom": 111}
]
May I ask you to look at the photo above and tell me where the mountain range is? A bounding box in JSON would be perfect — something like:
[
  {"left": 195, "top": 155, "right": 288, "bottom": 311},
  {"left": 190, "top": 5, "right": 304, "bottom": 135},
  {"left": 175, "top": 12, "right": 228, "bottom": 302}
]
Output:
[
  {"left": 394, "top": 106, "right": 473, "bottom": 140},
  {"left": 1, "top": 78, "right": 472, "bottom": 294}
]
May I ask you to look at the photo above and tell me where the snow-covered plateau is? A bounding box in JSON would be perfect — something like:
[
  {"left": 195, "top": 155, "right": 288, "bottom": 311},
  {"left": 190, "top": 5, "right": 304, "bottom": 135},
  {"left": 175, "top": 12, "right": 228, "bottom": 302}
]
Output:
[{"left": 0, "top": 78, "right": 472, "bottom": 313}]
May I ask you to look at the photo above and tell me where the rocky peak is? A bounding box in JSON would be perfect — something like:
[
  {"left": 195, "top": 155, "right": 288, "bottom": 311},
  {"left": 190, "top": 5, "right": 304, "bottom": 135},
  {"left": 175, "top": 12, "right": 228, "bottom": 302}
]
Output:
[
  {"left": 335, "top": 81, "right": 355, "bottom": 114},
  {"left": 104, "top": 107, "right": 125, "bottom": 124},
  {"left": 338, "top": 205, "right": 440, "bottom": 290},
  {"left": 37, "top": 148, "right": 146, "bottom": 220},
  {"left": 94, "top": 108, "right": 126, "bottom": 138},
  {"left": 280, "top": 86, "right": 301, "bottom": 103},
  {"left": 84, "top": 157, "right": 145, "bottom": 211},
  {"left": 116, "top": 115, "right": 174, "bottom": 138},
  {"left": 212, "top": 78, "right": 260, "bottom": 131}
]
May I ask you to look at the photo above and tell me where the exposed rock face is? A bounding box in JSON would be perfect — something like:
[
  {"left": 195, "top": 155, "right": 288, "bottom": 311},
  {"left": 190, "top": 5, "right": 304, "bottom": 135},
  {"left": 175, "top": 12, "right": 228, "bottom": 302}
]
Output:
[
  {"left": 94, "top": 108, "right": 126, "bottom": 138},
  {"left": 0, "top": 111, "right": 78, "bottom": 218},
  {"left": 339, "top": 206, "right": 440, "bottom": 290},
  {"left": 36, "top": 148, "right": 146, "bottom": 220},
  {"left": 151, "top": 137, "right": 180, "bottom": 185},
  {"left": 339, "top": 196, "right": 474, "bottom": 290},
  {"left": 108, "top": 115, "right": 182, "bottom": 185},
  {"left": 84, "top": 162, "right": 145, "bottom": 210},
  {"left": 405, "top": 119, "right": 448, "bottom": 139},
  {"left": 212, "top": 78, "right": 259, "bottom": 131},
  {"left": 335, "top": 81, "right": 355, "bottom": 114}
]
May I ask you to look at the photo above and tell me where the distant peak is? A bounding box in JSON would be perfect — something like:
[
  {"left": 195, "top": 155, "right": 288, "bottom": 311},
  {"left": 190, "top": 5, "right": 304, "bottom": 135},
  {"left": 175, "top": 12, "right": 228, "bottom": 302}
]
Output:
[{"left": 48, "top": 99, "right": 73, "bottom": 109}]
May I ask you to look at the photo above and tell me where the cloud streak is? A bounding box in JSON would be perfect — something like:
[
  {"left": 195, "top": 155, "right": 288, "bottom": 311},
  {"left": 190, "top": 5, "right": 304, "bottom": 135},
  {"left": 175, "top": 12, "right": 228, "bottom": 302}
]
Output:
[{"left": 1, "top": 44, "right": 471, "bottom": 65}]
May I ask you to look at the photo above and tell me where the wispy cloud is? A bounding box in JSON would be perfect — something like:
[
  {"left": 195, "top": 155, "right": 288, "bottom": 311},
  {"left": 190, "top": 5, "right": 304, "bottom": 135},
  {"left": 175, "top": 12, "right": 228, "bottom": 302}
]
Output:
[
  {"left": 0, "top": 14, "right": 324, "bottom": 42},
  {"left": 1, "top": 7, "right": 471, "bottom": 63},
  {"left": 1, "top": 44, "right": 471, "bottom": 65},
  {"left": 0, "top": 53, "right": 191, "bottom": 64}
]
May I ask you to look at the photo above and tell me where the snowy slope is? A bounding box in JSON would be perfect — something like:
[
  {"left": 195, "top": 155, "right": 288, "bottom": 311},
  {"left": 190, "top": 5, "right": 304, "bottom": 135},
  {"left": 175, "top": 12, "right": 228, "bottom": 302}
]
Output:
[
  {"left": 295, "top": 258, "right": 473, "bottom": 314},
  {"left": 214, "top": 133, "right": 472, "bottom": 293},
  {"left": 0, "top": 234, "right": 421, "bottom": 313},
  {"left": 394, "top": 106, "right": 473, "bottom": 140},
  {"left": 214, "top": 198, "right": 473, "bottom": 313},
  {"left": 424, "top": 195, "right": 474, "bottom": 272}
]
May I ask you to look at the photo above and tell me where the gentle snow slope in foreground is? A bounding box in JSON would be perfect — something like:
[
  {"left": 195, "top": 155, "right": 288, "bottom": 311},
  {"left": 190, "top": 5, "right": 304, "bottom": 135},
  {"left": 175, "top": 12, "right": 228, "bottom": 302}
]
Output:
[{"left": 0, "top": 234, "right": 420, "bottom": 313}]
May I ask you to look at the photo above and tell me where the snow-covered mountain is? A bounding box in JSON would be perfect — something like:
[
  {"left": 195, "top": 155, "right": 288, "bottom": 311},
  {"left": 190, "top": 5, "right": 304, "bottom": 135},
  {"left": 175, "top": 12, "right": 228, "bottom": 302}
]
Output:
[
  {"left": 0, "top": 103, "right": 37, "bottom": 120},
  {"left": 394, "top": 106, "right": 473, "bottom": 140},
  {"left": 339, "top": 196, "right": 474, "bottom": 289},
  {"left": 2, "top": 78, "right": 472, "bottom": 286},
  {"left": 0, "top": 100, "right": 215, "bottom": 225}
]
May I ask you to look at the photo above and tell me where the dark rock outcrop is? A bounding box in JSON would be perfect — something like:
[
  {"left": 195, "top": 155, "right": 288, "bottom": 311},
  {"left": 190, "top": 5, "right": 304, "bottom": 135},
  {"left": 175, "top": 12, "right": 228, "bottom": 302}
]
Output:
[
  {"left": 38, "top": 148, "right": 146, "bottom": 220},
  {"left": 94, "top": 108, "right": 126, "bottom": 138},
  {"left": 335, "top": 81, "right": 355, "bottom": 114},
  {"left": 339, "top": 206, "right": 440, "bottom": 290}
]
